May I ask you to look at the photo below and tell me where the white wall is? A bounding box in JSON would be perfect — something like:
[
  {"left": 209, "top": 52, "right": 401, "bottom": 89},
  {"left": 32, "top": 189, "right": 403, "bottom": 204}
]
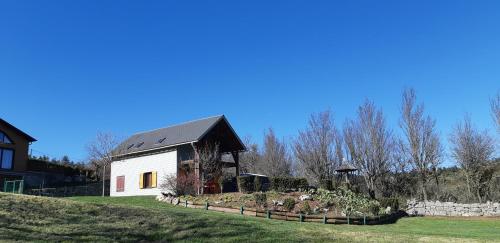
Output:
[{"left": 110, "top": 150, "right": 177, "bottom": 197}]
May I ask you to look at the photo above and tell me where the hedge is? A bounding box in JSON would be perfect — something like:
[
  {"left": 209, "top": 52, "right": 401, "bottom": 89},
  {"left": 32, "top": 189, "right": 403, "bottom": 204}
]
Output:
[
  {"left": 254, "top": 176, "right": 263, "bottom": 192},
  {"left": 270, "top": 177, "right": 309, "bottom": 192},
  {"left": 379, "top": 197, "right": 400, "bottom": 212},
  {"left": 237, "top": 176, "right": 254, "bottom": 193},
  {"left": 319, "top": 179, "right": 335, "bottom": 191}
]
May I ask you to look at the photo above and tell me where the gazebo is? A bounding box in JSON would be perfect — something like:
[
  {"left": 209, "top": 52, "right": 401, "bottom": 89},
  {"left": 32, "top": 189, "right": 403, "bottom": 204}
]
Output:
[{"left": 335, "top": 164, "right": 358, "bottom": 184}]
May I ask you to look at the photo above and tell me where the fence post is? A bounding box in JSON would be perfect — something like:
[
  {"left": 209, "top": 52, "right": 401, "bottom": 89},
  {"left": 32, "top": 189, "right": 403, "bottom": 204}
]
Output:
[
  {"left": 323, "top": 214, "right": 327, "bottom": 224},
  {"left": 266, "top": 210, "right": 270, "bottom": 219},
  {"left": 347, "top": 215, "right": 350, "bottom": 225},
  {"left": 205, "top": 202, "right": 209, "bottom": 210},
  {"left": 363, "top": 215, "right": 366, "bottom": 225},
  {"left": 240, "top": 206, "right": 244, "bottom": 215},
  {"left": 299, "top": 214, "right": 304, "bottom": 222},
  {"left": 185, "top": 200, "right": 188, "bottom": 208}
]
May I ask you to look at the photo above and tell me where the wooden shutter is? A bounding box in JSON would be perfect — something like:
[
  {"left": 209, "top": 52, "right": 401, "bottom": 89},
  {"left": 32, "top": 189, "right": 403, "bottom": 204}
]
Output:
[
  {"left": 139, "top": 173, "right": 144, "bottom": 189},
  {"left": 152, "top": 171, "right": 157, "bottom": 188},
  {"left": 116, "top": 176, "right": 125, "bottom": 192}
]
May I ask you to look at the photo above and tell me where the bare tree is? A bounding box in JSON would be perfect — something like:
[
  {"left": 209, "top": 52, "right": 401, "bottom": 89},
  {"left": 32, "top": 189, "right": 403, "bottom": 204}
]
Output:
[
  {"left": 450, "top": 116, "right": 496, "bottom": 203},
  {"left": 86, "top": 132, "right": 120, "bottom": 197},
  {"left": 343, "top": 100, "right": 393, "bottom": 199},
  {"left": 293, "top": 110, "right": 343, "bottom": 185},
  {"left": 262, "top": 128, "right": 292, "bottom": 177},
  {"left": 399, "top": 88, "right": 443, "bottom": 201},
  {"left": 197, "top": 142, "right": 222, "bottom": 194},
  {"left": 491, "top": 92, "right": 500, "bottom": 133},
  {"left": 239, "top": 136, "right": 262, "bottom": 174},
  {"left": 385, "top": 139, "right": 417, "bottom": 198},
  {"left": 159, "top": 172, "right": 198, "bottom": 196}
]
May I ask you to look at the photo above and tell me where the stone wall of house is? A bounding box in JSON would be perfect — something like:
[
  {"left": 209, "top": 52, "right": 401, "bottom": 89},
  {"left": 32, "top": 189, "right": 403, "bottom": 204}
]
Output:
[{"left": 406, "top": 199, "right": 500, "bottom": 216}]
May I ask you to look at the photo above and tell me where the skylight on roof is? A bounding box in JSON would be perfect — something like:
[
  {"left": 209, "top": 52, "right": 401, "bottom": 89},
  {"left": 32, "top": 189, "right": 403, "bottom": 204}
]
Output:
[
  {"left": 157, "top": 137, "right": 166, "bottom": 143},
  {"left": 127, "top": 144, "right": 135, "bottom": 150},
  {"left": 136, "top": 142, "right": 144, "bottom": 148}
]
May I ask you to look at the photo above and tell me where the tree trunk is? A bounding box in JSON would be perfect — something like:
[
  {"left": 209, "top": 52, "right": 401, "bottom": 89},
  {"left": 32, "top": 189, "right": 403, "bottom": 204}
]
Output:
[
  {"left": 464, "top": 172, "right": 473, "bottom": 202},
  {"left": 433, "top": 171, "right": 440, "bottom": 199},
  {"left": 368, "top": 178, "right": 376, "bottom": 199},
  {"left": 420, "top": 176, "right": 428, "bottom": 201},
  {"left": 368, "top": 189, "right": 376, "bottom": 199},
  {"left": 102, "top": 164, "right": 106, "bottom": 197}
]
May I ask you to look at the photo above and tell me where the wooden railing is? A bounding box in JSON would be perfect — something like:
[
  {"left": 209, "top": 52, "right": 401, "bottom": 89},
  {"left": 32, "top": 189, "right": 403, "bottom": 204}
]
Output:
[{"left": 169, "top": 198, "right": 403, "bottom": 225}]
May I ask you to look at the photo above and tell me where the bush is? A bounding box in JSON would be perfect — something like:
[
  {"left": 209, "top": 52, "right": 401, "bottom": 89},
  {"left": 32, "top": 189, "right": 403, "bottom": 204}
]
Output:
[
  {"left": 270, "top": 177, "right": 309, "bottom": 192},
  {"left": 301, "top": 201, "right": 312, "bottom": 214},
  {"left": 254, "top": 193, "right": 267, "bottom": 209},
  {"left": 319, "top": 179, "right": 334, "bottom": 191},
  {"left": 283, "top": 198, "right": 295, "bottom": 212},
  {"left": 314, "top": 187, "right": 381, "bottom": 216},
  {"left": 254, "top": 176, "right": 263, "bottom": 192},
  {"left": 160, "top": 172, "right": 198, "bottom": 196},
  {"left": 237, "top": 176, "right": 254, "bottom": 193},
  {"left": 315, "top": 188, "right": 335, "bottom": 206},
  {"left": 368, "top": 202, "right": 381, "bottom": 216},
  {"left": 296, "top": 178, "right": 309, "bottom": 191},
  {"left": 379, "top": 197, "right": 399, "bottom": 212}
]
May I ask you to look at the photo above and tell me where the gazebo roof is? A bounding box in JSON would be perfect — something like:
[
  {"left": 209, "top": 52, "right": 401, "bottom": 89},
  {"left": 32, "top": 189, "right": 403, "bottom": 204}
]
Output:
[{"left": 335, "top": 164, "right": 358, "bottom": 173}]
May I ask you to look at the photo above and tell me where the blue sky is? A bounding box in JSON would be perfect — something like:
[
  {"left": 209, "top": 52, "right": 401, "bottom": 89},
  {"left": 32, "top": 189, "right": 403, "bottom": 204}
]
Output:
[{"left": 1, "top": 1, "right": 499, "bottom": 165}]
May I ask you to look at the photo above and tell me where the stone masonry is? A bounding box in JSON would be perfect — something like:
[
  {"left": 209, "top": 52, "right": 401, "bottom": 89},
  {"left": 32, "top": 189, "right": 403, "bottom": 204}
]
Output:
[{"left": 406, "top": 199, "right": 500, "bottom": 216}]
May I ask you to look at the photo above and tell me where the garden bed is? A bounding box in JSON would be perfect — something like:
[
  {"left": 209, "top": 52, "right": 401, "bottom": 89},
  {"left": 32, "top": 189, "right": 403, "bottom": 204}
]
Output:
[
  {"left": 160, "top": 195, "right": 404, "bottom": 225},
  {"left": 158, "top": 187, "right": 401, "bottom": 225},
  {"left": 177, "top": 192, "right": 337, "bottom": 216}
]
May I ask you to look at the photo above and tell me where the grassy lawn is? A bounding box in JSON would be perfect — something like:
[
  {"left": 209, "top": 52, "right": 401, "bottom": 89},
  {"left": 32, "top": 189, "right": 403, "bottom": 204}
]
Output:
[{"left": 0, "top": 193, "right": 499, "bottom": 242}]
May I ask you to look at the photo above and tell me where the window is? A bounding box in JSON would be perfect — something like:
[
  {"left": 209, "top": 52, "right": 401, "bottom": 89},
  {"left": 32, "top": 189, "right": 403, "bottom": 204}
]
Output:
[
  {"left": 0, "top": 148, "right": 14, "bottom": 170},
  {"left": 157, "top": 137, "right": 166, "bottom": 143},
  {"left": 127, "top": 144, "right": 135, "bottom": 149},
  {"left": 136, "top": 142, "right": 144, "bottom": 148},
  {"left": 116, "top": 176, "right": 125, "bottom": 192},
  {"left": 0, "top": 132, "right": 12, "bottom": 144},
  {"left": 139, "top": 171, "right": 157, "bottom": 189}
]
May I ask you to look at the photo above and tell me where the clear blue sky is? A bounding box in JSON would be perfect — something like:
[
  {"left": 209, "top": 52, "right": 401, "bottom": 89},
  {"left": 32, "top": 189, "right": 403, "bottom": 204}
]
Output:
[{"left": 1, "top": 1, "right": 499, "bottom": 165}]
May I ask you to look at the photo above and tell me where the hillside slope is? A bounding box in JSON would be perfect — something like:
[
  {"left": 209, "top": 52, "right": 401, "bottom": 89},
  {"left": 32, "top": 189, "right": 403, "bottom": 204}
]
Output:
[{"left": 1, "top": 193, "right": 499, "bottom": 242}]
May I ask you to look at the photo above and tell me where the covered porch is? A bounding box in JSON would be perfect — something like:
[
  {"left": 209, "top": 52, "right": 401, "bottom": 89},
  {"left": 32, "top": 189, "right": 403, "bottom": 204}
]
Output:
[{"left": 178, "top": 116, "right": 245, "bottom": 194}]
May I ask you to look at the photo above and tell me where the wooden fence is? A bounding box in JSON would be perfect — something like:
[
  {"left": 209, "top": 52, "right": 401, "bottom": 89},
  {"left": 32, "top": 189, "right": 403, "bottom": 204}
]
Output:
[{"left": 169, "top": 198, "right": 403, "bottom": 225}]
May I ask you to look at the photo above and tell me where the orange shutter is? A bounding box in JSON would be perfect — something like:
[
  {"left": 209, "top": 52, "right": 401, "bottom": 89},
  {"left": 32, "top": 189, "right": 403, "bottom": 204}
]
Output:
[
  {"left": 152, "top": 171, "right": 157, "bottom": 188},
  {"left": 139, "top": 173, "right": 144, "bottom": 189}
]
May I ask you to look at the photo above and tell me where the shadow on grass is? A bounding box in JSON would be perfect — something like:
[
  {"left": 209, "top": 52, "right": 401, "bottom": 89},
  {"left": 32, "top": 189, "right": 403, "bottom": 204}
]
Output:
[
  {"left": 371, "top": 210, "right": 409, "bottom": 225},
  {"left": 0, "top": 193, "right": 287, "bottom": 242}
]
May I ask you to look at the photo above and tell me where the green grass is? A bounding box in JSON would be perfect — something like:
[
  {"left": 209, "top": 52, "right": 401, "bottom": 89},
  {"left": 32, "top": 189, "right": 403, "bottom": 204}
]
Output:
[{"left": 1, "top": 193, "right": 499, "bottom": 242}]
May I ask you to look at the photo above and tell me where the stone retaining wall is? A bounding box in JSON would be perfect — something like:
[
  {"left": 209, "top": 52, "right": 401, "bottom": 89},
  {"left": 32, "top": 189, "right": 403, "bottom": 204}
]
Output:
[{"left": 406, "top": 199, "right": 500, "bottom": 216}]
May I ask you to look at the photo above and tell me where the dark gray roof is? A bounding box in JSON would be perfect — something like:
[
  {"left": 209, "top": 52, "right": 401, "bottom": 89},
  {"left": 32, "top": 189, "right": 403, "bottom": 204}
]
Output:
[
  {"left": 335, "top": 164, "right": 358, "bottom": 172},
  {"left": 0, "top": 118, "right": 36, "bottom": 142},
  {"left": 114, "top": 115, "right": 227, "bottom": 156}
]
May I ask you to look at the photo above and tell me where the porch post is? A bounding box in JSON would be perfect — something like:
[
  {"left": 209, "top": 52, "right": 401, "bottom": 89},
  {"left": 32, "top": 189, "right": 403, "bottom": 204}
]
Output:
[
  {"left": 231, "top": 151, "right": 239, "bottom": 176},
  {"left": 192, "top": 142, "right": 202, "bottom": 195}
]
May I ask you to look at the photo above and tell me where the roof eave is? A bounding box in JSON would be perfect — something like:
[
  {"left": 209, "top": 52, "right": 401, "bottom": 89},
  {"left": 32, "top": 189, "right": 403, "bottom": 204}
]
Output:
[
  {"left": 112, "top": 140, "right": 197, "bottom": 159},
  {"left": 0, "top": 118, "right": 37, "bottom": 142}
]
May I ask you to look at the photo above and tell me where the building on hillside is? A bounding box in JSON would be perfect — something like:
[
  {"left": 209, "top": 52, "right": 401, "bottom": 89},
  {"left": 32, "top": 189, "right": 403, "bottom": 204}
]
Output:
[
  {"left": 0, "top": 118, "right": 93, "bottom": 192},
  {"left": 110, "top": 115, "right": 245, "bottom": 197},
  {"left": 0, "top": 118, "right": 37, "bottom": 188}
]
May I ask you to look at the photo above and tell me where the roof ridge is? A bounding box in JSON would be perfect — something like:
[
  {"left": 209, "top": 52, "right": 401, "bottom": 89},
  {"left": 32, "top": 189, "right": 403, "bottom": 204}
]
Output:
[{"left": 130, "top": 114, "right": 224, "bottom": 136}]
